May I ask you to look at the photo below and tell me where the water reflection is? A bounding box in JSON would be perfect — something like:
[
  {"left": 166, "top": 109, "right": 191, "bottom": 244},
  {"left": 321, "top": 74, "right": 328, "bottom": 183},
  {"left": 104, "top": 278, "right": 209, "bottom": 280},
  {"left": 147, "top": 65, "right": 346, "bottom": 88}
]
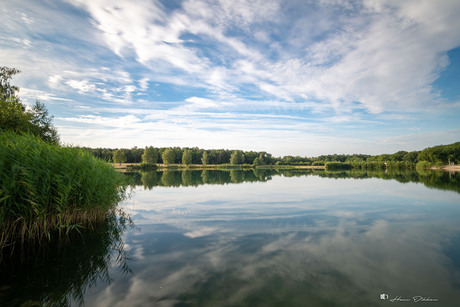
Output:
[
  {"left": 3, "top": 170, "right": 460, "bottom": 306},
  {"left": 85, "top": 170, "right": 460, "bottom": 306},
  {"left": 0, "top": 210, "right": 132, "bottom": 307},
  {"left": 127, "top": 168, "right": 460, "bottom": 194}
]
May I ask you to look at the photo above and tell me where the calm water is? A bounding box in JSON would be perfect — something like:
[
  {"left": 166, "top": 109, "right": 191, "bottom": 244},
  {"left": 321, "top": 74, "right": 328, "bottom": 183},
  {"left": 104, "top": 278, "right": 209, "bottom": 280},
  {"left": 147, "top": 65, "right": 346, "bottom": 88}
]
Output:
[{"left": 1, "top": 169, "right": 460, "bottom": 306}]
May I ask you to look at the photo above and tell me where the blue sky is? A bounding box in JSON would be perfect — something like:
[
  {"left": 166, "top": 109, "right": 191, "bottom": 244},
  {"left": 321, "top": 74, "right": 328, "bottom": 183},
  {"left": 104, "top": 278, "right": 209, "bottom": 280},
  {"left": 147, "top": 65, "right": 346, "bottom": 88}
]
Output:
[{"left": 1, "top": 0, "right": 459, "bottom": 156}]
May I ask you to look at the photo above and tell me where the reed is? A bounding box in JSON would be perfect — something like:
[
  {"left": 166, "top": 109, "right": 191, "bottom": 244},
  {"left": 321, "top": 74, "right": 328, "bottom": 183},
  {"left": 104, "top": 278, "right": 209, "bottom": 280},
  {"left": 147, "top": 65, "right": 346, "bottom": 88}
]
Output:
[{"left": 0, "top": 132, "right": 128, "bottom": 259}]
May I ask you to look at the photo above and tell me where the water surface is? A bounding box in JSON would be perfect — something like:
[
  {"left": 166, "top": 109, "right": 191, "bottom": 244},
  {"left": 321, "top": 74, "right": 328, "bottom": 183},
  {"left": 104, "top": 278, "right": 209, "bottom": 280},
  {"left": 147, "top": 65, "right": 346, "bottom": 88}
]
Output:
[{"left": 1, "top": 170, "right": 460, "bottom": 306}]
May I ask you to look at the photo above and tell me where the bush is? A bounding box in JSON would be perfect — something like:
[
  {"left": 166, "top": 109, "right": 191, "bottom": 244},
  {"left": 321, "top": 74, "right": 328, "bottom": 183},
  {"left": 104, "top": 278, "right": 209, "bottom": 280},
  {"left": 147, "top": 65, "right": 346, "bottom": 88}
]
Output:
[
  {"left": 434, "top": 161, "right": 444, "bottom": 167},
  {"left": 416, "top": 161, "right": 431, "bottom": 169},
  {"left": 0, "top": 132, "right": 128, "bottom": 254},
  {"left": 312, "top": 161, "right": 325, "bottom": 166}
]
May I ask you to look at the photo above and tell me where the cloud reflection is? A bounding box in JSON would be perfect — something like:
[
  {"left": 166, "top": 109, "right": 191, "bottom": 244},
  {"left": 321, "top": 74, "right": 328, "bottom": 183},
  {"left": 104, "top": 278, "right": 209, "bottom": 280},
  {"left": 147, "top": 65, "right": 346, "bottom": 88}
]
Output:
[{"left": 82, "top": 174, "right": 460, "bottom": 306}]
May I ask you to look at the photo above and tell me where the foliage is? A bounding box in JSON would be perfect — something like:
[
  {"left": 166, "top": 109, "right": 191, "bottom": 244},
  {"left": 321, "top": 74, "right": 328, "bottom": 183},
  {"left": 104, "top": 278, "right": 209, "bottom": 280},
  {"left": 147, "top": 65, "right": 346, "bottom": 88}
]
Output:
[
  {"left": 81, "top": 142, "right": 460, "bottom": 168},
  {"left": 417, "top": 142, "right": 460, "bottom": 164},
  {"left": 125, "top": 163, "right": 157, "bottom": 170},
  {"left": 113, "top": 149, "right": 127, "bottom": 164},
  {"left": 230, "top": 150, "right": 244, "bottom": 165},
  {"left": 201, "top": 151, "right": 208, "bottom": 166},
  {"left": 182, "top": 148, "right": 192, "bottom": 165},
  {"left": 162, "top": 148, "right": 175, "bottom": 165},
  {"left": 416, "top": 161, "right": 431, "bottom": 169},
  {"left": 0, "top": 66, "right": 20, "bottom": 101},
  {"left": 142, "top": 146, "right": 158, "bottom": 164},
  {"left": 0, "top": 132, "right": 128, "bottom": 258},
  {"left": 28, "top": 101, "right": 60, "bottom": 144},
  {"left": 0, "top": 67, "right": 59, "bottom": 144}
]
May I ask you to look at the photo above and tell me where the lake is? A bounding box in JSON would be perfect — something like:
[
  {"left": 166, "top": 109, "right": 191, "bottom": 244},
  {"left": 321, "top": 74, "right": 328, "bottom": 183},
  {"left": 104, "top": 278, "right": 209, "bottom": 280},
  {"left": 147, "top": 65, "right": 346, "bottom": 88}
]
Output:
[{"left": 1, "top": 169, "right": 460, "bottom": 306}]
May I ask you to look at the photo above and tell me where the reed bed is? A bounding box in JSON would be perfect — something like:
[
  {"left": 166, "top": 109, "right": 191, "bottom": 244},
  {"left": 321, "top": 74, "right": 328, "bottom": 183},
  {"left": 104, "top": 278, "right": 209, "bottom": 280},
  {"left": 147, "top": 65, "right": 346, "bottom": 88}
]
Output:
[{"left": 0, "top": 132, "right": 128, "bottom": 259}]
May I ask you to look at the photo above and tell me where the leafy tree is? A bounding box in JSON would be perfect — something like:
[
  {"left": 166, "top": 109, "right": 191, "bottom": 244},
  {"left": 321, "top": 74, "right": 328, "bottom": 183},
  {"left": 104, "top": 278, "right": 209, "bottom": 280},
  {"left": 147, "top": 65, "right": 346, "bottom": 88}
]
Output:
[
  {"left": 403, "top": 151, "right": 419, "bottom": 163},
  {"left": 129, "top": 146, "right": 144, "bottom": 163},
  {"left": 0, "top": 98, "right": 31, "bottom": 133},
  {"left": 201, "top": 151, "right": 208, "bottom": 166},
  {"left": 182, "top": 149, "right": 192, "bottom": 165},
  {"left": 230, "top": 150, "right": 244, "bottom": 165},
  {"left": 142, "top": 146, "right": 158, "bottom": 164},
  {"left": 113, "top": 149, "right": 127, "bottom": 165},
  {"left": 162, "top": 148, "right": 175, "bottom": 165},
  {"left": 0, "top": 66, "right": 20, "bottom": 101},
  {"left": 28, "top": 100, "right": 60, "bottom": 144},
  {"left": 0, "top": 67, "right": 59, "bottom": 144},
  {"left": 0, "top": 67, "right": 31, "bottom": 134}
]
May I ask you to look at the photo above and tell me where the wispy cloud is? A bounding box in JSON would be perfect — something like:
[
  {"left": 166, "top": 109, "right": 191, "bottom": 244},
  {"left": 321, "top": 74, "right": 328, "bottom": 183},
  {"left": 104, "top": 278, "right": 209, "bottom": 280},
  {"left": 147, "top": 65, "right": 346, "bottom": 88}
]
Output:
[{"left": 1, "top": 0, "right": 460, "bottom": 154}]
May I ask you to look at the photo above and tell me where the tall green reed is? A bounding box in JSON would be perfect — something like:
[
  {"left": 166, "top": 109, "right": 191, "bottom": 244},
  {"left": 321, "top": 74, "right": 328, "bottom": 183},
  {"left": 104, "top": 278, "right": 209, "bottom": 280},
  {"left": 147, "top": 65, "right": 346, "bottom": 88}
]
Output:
[{"left": 0, "top": 132, "right": 128, "bottom": 258}]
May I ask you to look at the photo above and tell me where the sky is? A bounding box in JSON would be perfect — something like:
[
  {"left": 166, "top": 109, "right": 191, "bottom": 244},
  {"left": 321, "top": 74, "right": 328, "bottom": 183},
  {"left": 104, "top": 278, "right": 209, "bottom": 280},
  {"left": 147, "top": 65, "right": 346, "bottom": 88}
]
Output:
[{"left": 1, "top": 0, "right": 460, "bottom": 157}]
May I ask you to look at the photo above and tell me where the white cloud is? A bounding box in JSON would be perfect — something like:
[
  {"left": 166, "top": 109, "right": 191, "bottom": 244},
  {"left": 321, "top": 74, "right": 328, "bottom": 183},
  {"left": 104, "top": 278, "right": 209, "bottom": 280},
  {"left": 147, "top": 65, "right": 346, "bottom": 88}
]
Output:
[
  {"left": 65, "top": 79, "right": 97, "bottom": 93},
  {"left": 59, "top": 114, "right": 142, "bottom": 127},
  {"left": 2, "top": 0, "right": 460, "bottom": 154},
  {"left": 19, "top": 88, "right": 73, "bottom": 104},
  {"left": 138, "top": 78, "right": 149, "bottom": 90}
]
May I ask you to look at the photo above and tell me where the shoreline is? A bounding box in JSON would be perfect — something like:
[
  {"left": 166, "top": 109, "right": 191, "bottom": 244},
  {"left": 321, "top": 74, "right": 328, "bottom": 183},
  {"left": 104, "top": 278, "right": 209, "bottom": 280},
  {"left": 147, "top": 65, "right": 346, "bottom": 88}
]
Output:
[
  {"left": 112, "top": 163, "right": 326, "bottom": 170},
  {"left": 113, "top": 163, "right": 460, "bottom": 172},
  {"left": 439, "top": 165, "right": 460, "bottom": 172}
]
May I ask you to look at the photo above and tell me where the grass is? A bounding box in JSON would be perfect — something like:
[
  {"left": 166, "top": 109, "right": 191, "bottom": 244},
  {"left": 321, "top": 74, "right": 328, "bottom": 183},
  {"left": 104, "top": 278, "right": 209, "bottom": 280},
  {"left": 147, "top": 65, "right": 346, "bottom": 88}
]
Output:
[{"left": 0, "top": 132, "right": 128, "bottom": 260}]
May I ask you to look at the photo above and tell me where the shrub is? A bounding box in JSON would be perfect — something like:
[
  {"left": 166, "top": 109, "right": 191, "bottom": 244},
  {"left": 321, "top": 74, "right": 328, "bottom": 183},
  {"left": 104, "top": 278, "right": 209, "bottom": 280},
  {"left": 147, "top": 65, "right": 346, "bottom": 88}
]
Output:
[
  {"left": 312, "top": 161, "right": 325, "bottom": 166},
  {"left": 416, "top": 161, "right": 431, "bottom": 169},
  {"left": 434, "top": 161, "right": 444, "bottom": 167}
]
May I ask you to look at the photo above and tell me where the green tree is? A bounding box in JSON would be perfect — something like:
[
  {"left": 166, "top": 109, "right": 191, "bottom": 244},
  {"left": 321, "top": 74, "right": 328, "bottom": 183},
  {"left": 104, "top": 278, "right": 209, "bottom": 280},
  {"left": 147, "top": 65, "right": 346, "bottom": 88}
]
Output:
[
  {"left": 0, "top": 67, "right": 59, "bottom": 144},
  {"left": 0, "top": 98, "right": 31, "bottom": 133},
  {"left": 113, "top": 149, "right": 127, "bottom": 165},
  {"left": 28, "top": 100, "right": 60, "bottom": 144},
  {"left": 182, "top": 149, "right": 192, "bottom": 165},
  {"left": 230, "top": 150, "right": 244, "bottom": 165},
  {"left": 201, "top": 151, "right": 208, "bottom": 166},
  {"left": 162, "top": 148, "right": 175, "bottom": 165},
  {"left": 0, "top": 66, "right": 20, "bottom": 101},
  {"left": 1, "top": 66, "right": 31, "bottom": 134},
  {"left": 142, "top": 146, "right": 158, "bottom": 164}
]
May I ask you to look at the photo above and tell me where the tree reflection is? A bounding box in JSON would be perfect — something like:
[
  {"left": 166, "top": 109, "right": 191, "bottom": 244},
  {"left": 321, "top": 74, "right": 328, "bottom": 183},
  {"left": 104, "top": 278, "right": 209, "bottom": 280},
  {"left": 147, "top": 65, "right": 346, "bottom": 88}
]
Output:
[
  {"left": 129, "top": 169, "right": 460, "bottom": 194},
  {"left": 0, "top": 209, "right": 133, "bottom": 307},
  {"left": 181, "top": 170, "right": 193, "bottom": 186},
  {"left": 141, "top": 170, "right": 158, "bottom": 190}
]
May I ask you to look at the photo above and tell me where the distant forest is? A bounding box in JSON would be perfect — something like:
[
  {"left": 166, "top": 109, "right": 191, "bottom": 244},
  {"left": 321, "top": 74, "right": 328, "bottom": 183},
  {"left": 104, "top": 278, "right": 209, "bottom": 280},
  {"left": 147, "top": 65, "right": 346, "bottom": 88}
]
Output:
[{"left": 80, "top": 142, "right": 460, "bottom": 166}]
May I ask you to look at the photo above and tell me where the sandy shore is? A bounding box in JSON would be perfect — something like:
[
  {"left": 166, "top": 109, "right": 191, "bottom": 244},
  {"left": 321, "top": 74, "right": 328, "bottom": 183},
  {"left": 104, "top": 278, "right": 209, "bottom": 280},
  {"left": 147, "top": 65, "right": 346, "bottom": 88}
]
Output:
[{"left": 442, "top": 165, "right": 460, "bottom": 172}]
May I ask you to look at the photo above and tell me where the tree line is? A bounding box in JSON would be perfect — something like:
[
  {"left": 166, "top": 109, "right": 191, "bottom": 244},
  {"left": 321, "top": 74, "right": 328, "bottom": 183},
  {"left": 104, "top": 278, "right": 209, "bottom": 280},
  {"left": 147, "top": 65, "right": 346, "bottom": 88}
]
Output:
[
  {"left": 81, "top": 142, "right": 460, "bottom": 167},
  {"left": 83, "top": 146, "right": 276, "bottom": 166}
]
